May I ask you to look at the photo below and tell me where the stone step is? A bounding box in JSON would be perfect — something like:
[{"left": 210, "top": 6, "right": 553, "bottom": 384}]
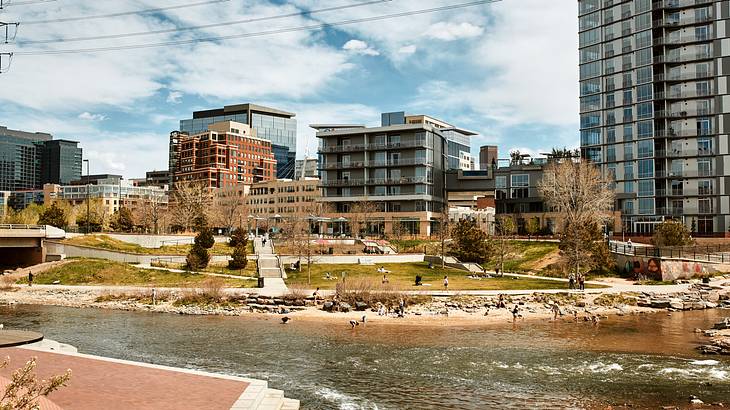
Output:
[
  {"left": 280, "top": 398, "right": 300, "bottom": 410},
  {"left": 257, "top": 389, "right": 285, "bottom": 410}
]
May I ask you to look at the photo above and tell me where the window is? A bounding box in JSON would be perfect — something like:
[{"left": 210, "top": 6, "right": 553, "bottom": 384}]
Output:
[
  {"left": 638, "top": 198, "right": 654, "bottom": 215},
  {"left": 581, "top": 94, "right": 601, "bottom": 111},
  {"left": 623, "top": 199, "right": 634, "bottom": 214},
  {"left": 698, "top": 180, "right": 713, "bottom": 195},
  {"left": 698, "top": 158, "right": 712, "bottom": 177},
  {"left": 623, "top": 107, "right": 633, "bottom": 122},
  {"left": 580, "top": 45, "right": 601, "bottom": 63},
  {"left": 624, "top": 143, "right": 634, "bottom": 160},
  {"left": 623, "top": 124, "right": 633, "bottom": 141},
  {"left": 607, "top": 127, "right": 616, "bottom": 143},
  {"left": 622, "top": 73, "right": 632, "bottom": 88},
  {"left": 580, "top": 61, "right": 601, "bottom": 79},
  {"left": 580, "top": 78, "right": 601, "bottom": 96},
  {"left": 637, "top": 102, "right": 653, "bottom": 119},
  {"left": 698, "top": 137, "right": 713, "bottom": 154},
  {"left": 637, "top": 140, "right": 653, "bottom": 158},
  {"left": 624, "top": 162, "right": 634, "bottom": 179},
  {"left": 637, "top": 120, "right": 653, "bottom": 138},
  {"left": 638, "top": 180, "right": 654, "bottom": 197},
  {"left": 580, "top": 129, "right": 601, "bottom": 145},
  {"left": 638, "top": 159, "right": 653, "bottom": 178},
  {"left": 623, "top": 90, "right": 632, "bottom": 105},
  {"left": 580, "top": 113, "right": 601, "bottom": 128},
  {"left": 607, "top": 146, "right": 616, "bottom": 162},
  {"left": 635, "top": 31, "right": 651, "bottom": 48},
  {"left": 495, "top": 175, "right": 507, "bottom": 188},
  {"left": 606, "top": 93, "right": 615, "bottom": 108},
  {"left": 579, "top": 0, "right": 599, "bottom": 15},
  {"left": 637, "top": 66, "right": 652, "bottom": 84},
  {"left": 579, "top": 28, "right": 600, "bottom": 47},
  {"left": 511, "top": 174, "right": 529, "bottom": 187},
  {"left": 635, "top": 13, "right": 650, "bottom": 30},
  {"left": 624, "top": 181, "right": 634, "bottom": 194},
  {"left": 389, "top": 186, "right": 401, "bottom": 195},
  {"left": 637, "top": 84, "right": 652, "bottom": 101}
]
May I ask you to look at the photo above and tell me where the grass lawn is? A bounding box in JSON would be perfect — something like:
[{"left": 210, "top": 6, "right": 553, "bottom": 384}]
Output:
[
  {"left": 484, "top": 241, "right": 560, "bottom": 272},
  {"left": 158, "top": 261, "right": 258, "bottom": 277},
  {"left": 17, "top": 259, "right": 256, "bottom": 287},
  {"left": 285, "top": 262, "right": 605, "bottom": 291},
  {"left": 63, "top": 235, "right": 251, "bottom": 256}
]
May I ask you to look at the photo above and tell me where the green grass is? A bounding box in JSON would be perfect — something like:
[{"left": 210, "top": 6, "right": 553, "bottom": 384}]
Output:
[
  {"left": 17, "top": 259, "right": 257, "bottom": 287},
  {"left": 63, "top": 235, "right": 251, "bottom": 256},
  {"left": 389, "top": 239, "right": 441, "bottom": 254},
  {"left": 160, "top": 262, "right": 258, "bottom": 277},
  {"left": 484, "top": 241, "right": 559, "bottom": 272},
  {"left": 285, "top": 262, "right": 605, "bottom": 290}
]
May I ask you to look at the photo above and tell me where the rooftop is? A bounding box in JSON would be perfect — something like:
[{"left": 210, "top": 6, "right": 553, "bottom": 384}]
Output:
[{"left": 193, "top": 103, "right": 295, "bottom": 119}]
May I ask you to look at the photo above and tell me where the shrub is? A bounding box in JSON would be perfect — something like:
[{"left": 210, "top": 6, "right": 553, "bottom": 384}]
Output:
[
  {"left": 229, "top": 228, "right": 248, "bottom": 248},
  {"left": 335, "top": 277, "right": 431, "bottom": 309},
  {"left": 652, "top": 220, "right": 693, "bottom": 247},
  {"left": 1, "top": 357, "right": 71, "bottom": 410},
  {"left": 186, "top": 244, "right": 210, "bottom": 270},
  {"left": 173, "top": 278, "right": 226, "bottom": 306},
  {"left": 195, "top": 227, "right": 215, "bottom": 249},
  {"left": 228, "top": 244, "right": 248, "bottom": 270}
]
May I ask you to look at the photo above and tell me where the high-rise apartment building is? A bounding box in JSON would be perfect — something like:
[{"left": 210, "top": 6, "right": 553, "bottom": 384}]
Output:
[
  {"left": 315, "top": 113, "right": 451, "bottom": 237},
  {"left": 179, "top": 104, "right": 296, "bottom": 179},
  {"left": 578, "top": 0, "right": 729, "bottom": 234},
  {"left": 0, "top": 126, "right": 82, "bottom": 191},
  {"left": 170, "top": 121, "right": 276, "bottom": 189}
]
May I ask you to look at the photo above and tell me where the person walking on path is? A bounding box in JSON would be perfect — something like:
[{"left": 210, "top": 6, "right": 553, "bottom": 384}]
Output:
[
  {"left": 568, "top": 273, "right": 575, "bottom": 290},
  {"left": 152, "top": 288, "right": 157, "bottom": 305},
  {"left": 398, "top": 298, "right": 405, "bottom": 317},
  {"left": 443, "top": 276, "right": 449, "bottom": 290},
  {"left": 578, "top": 274, "right": 585, "bottom": 291},
  {"left": 27, "top": 271, "right": 33, "bottom": 287}
]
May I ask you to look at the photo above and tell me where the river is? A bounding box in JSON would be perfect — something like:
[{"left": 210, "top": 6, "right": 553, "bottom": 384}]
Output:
[{"left": 1, "top": 305, "right": 729, "bottom": 409}]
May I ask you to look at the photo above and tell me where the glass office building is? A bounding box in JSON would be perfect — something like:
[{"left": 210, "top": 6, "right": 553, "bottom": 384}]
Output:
[
  {"left": 578, "top": 0, "right": 730, "bottom": 234},
  {"left": 179, "top": 104, "right": 297, "bottom": 179}
]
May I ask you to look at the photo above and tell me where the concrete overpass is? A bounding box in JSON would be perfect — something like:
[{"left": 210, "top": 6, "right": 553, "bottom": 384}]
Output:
[{"left": 0, "top": 224, "right": 65, "bottom": 268}]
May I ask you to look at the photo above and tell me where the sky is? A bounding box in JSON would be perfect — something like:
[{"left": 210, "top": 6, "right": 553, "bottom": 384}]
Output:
[{"left": 0, "top": 0, "right": 579, "bottom": 178}]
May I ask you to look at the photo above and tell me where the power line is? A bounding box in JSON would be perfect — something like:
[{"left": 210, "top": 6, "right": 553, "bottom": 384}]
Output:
[
  {"left": 22, "top": 0, "right": 394, "bottom": 44},
  {"left": 15, "top": 0, "right": 501, "bottom": 56},
  {"left": 21, "top": 0, "right": 231, "bottom": 25},
  {"left": 2, "top": 0, "right": 57, "bottom": 7}
]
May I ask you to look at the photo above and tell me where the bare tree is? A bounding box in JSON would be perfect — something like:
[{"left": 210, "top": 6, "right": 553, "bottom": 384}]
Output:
[
  {"left": 350, "top": 200, "right": 379, "bottom": 239},
  {"left": 130, "top": 196, "right": 169, "bottom": 234},
  {"left": 437, "top": 206, "right": 452, "bottom": 268},
  {"left": 1, "top": 357, "right": 71, "bottom": 410},
  {"left": 537, "top": 160, "right": 614, "bottom": 277},
  {"left": 211, "top": 189, "right": 248, "bottom": 234},
  {"left": 494, "top": 215, "right": 515, "bottom": 274},
  {"left": 170, "top": 181, "right": 212, "bottom": 232}
]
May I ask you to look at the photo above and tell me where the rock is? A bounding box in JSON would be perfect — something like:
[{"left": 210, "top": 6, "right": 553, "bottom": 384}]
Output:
[
  {"left": 323, "top": 301, "right": 334, "bottom": 312},
  {"left": 339, "top": 302, "right": 351, "bottom": 312},
  {"left": 273, "top": 298, "right": 285, "bottom": 305},
  {"left": 713, "top": 318, "right": 730, "bottom": 330},
  {"left": 575, "top": 301, "right": 586, "bottom": 308},
  {"left": 689, "top": 395, "right": 703, "bottom": 405},
  {"left": 354, "top": 302, "right": 368, "bottom": 311},
  {"left": 637, "top": 300, "right": 652, "bottom": 307},
  {"left": 670, "top": 301, "right": 685, "bottom": 310},
  {"left": 650, "top": 299, "right": 671, "bottom": 309}
]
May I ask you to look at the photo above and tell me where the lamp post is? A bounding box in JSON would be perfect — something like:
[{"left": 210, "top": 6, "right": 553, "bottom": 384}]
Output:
[{"left": 83, "top": 159, "right": 90, "bottom": 234}]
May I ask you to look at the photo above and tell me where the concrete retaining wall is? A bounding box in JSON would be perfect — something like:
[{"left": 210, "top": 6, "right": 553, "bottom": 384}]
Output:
[
  {"left": 76, "top": 234, "right": 229, "bottom": 249},
  {"left": 280, "top": 254, "right": 424, "bottom": 265},
  {"left": 49, "top": 242, "right": 230, "bottom": 265},
  {"left": 614, "top": 253, "right": 729, "bottom": 281}
]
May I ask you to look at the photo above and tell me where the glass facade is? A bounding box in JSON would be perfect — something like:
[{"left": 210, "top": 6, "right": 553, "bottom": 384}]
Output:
[
  {"left": 578, "top": 0, "right": 726, "bottom": 234},
  {"left": 179, "top": 105, "right": 297, "bottom": 179}
]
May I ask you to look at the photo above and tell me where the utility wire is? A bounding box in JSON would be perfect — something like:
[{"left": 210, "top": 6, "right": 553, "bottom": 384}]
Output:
[
  {"left": 2, "top": 0, "right": 57, "bottom": 7},
  {"left": 22, "top": 0, "right": 394, "bottom": 44},
  {"left": 15, "top": 0, "right": 501, "bottom": 55},
  {"left": 22, "top": 0, "right": 230, "bottom": 24}
]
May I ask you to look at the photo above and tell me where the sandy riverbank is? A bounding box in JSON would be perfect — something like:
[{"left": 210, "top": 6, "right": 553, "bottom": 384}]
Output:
[{"left": 2, "top": 283, "right": 725, "bottom": 328}]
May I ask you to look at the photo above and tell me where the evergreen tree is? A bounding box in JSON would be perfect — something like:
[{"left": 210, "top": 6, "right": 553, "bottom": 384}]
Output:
[
  {"left": 229, "top": 227, "right": 248, "bottom": 248},
  {"left": 38, "top": 202, "right": 67, "bottom": 228},
  {"left": 450, "top": 218, "right": 491, "bottom": 264},
  {"left": 111, "top": 207, "right": 134, "bottom": 232},
  {"left": 228, "top": 244, "right": 248, "bottom": 270},
  {"left": 186, "top": 221, "right": 215, "bottom": 270}
]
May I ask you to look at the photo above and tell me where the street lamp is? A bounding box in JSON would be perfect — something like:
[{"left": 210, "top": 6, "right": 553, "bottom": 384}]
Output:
[{"left": 83, "top": 159, "right": 90, "bottom": 234}]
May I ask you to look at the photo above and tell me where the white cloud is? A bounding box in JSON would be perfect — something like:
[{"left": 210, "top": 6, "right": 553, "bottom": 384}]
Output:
[
  {"left": 77, "top": 112, "right": 106, "bottom": 121},
  {"left": 398, "top": 45, "right": 417, "bottom": 55},
  {"left": 166, "top": 91, "right": 183, "bottom": 104},
  {"left": 424, "top": 22, "right": 484, "bottom": 41},
  {"left": 342, "top": 39, "right": 380, "bottom": 56}
]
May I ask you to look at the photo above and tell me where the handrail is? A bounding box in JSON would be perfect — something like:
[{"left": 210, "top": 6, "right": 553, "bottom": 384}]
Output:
[{"left": 0, "top": 224, "right": 46, "bottom": 230}]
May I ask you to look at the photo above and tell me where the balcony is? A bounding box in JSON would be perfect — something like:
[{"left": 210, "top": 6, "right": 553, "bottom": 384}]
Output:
[
  {"left": 654, "top": 71, "right": 713, "bottom": 82},
  {"left": 366, "top": 176, "right": 429, "bottom": 185},
  {"left": 656, "top": 169, "right": 715, "bottom": 178},
  {"left": 654, "top": 14, "right": 713, "bottom": 27},
  {"left": 653, "top": 0, "right": 714, "bottom": 10},
  {"left": 654, "top": 51, "right": 713, "bottom": 64},
  {"left": 656, "top": 148, "right": 715, "bottom": 158},
  {"left": 655, "top": 128, "right": 715, "bottom": 138},
  {"left": 320, "top": 160, "right": 366, "bottom": 170},
  {"left": 321, "top": 159, "right": 433, "bottom": 169},
  {"left": 654, "top": 88, "right": 713, "bottom": 99},
  {"left": 320, "top": 179, "right": 365, "bottom": 187},
  {"left": 367, "top": 140, "right": 429, "bottom": 150},
  {"left": 320, "top": 144, "right": 366, "bottom": 153},
  {"left": 654, "top": 34, "right": 712, "bottom": 46},
  {"left": 654, "top": 108, "right": 714, "bottom": 118}
]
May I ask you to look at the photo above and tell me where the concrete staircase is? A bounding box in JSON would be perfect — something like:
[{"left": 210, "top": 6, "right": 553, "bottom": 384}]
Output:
[
  {"left": 230, "top": 379, "right": 300, "bottom": 409},
  {"left": 254, "top": 238, "right": 284, "bottom": 279}
]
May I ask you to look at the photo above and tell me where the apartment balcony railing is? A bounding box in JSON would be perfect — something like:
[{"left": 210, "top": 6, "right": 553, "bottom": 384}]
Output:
[
  {"left": 366, "top": 140, "right": 430, "bottom": 150},
  {"left": 655, "top": 169, "right": 715, "bottom": 178},
  {"left": 655, "top": 71, "right": 714, "bottom": 82},
  {"left": 654, "top": 108, "right": 714, "bottom": 118},
  {"left": 320, "top": 160, "right": 366, "bottom": 170},
  {"left": 654, "top": 34, "right": 712, "bottom": 46},
  {"left": 320, "top": 179, "right": 366, "bottom": 187},
  {"left": 654, "top": 89, "right": 713, "bottom": 99},
  {"left": 657, "top": 206, "right": 715, "bottom": 215},
  {"left": 366, "top": 176, "right": 430, "bottom": 185},
  {"left": 655, "top": 128, "right": 715, "bottom": 138},
  {"left": 656, "top": 188, "right": 715, "bottom": 197},
  {"left": 654, "top": 148, "right": 715, "bottom": 158},
  {"left": 654, "top": 51, "right": 713, "bottom": 64},
  {"left": 653, "top": 0, "right": 714, "bottom": 10},
  {"left": 320, "top": 144, "right": 366, "bottom": 153},
  {"left": 320, "top": 159, "right": 433, "bottom": 169},
  {"left": 654, "top": 14, "right": 714, "bottom": 27}
]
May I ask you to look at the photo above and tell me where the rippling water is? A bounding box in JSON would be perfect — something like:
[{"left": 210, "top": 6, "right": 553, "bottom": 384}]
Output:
[{"left": 1, "top": 305, "right": 729, "bottom": 409}]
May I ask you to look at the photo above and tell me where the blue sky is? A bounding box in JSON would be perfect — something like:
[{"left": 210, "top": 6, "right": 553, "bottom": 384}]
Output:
[{"left": 1, "top": 0, "right": 579, "bottom": 178}]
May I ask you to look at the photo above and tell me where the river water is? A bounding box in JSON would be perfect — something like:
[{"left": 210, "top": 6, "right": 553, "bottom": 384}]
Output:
[{"left": 1, "top": 305, "right": 729, "bottom": 409}]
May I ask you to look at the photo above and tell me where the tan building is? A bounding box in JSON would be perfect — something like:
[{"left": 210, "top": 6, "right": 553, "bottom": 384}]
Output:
[
  {"left": 246, "top": 178, "right": 320, "bottom": 219},
  {"left": 44, "top": 183, "right": 168, "bottom": 222}
]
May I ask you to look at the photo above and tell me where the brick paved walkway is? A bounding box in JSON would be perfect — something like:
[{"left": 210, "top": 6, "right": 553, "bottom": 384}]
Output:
[{"left": 0, "top": 347, "right": 250, "bottom": 410}]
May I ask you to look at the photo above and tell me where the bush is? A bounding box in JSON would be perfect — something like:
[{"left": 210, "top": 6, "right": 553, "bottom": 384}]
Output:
[
  {"left": 652, "top": 220, "right": 693, "bottom": 247},
  {"left": 186, "top": 244, "right": 210, "bottom": 270},
  {"left": 195, "top": 227, "right": 215, "bottom": 249},
  {"left": 229, "top": 228, "right": 248, "bottom": 248},
  {"left": 228, "top": 244, "right": 248, "bottom": 270},
  {"left": 173, "top": 278, "right": 226, "bottom": 306}
]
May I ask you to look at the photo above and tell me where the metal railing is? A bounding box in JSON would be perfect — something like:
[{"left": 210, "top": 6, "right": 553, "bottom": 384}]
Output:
[
  {"left": 655, "top": 71, "right": 714, "bottom": 82},
  {"left": 0, "top": 224, "right": 45, "bottom": 230},
  {"left": 610, "top": 242, "right": 730, "bottom": 264},
  {"left": 654, "top": 51, "right": 713, "bottom": 64}
]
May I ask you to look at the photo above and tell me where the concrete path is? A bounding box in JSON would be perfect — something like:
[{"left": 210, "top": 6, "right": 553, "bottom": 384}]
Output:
[{"left": 253, "top": 237, "right": 289, "bottom": 297}]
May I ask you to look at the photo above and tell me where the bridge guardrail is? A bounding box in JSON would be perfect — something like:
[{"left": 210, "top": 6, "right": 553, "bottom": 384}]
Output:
[
  {"left": 610, "top": 242, "right": 730, "bottom": 264},
  {"left": 0, "top": 224, "right": 46, "bottom": 230}
]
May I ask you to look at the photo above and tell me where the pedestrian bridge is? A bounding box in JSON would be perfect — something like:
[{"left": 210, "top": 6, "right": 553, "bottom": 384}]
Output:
[{"left": 0, "top": 224, "right": 66, "bottom": 268}]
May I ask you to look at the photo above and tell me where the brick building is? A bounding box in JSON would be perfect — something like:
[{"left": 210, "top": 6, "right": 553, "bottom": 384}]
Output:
[{"left": 170, "top": 121, "right": 276, "bottom": 189}]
